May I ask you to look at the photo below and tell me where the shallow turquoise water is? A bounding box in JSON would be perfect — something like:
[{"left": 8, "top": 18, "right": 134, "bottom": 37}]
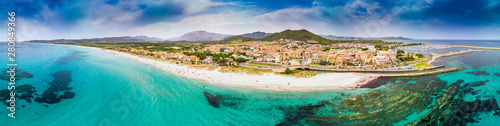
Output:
[{"left": 0, "top": 41, "right": 499, "bottom": 125}]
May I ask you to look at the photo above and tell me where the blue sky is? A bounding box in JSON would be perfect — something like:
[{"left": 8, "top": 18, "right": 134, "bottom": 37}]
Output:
[{"left": 1, "top": 0, "right": 500, "bottom": 41}]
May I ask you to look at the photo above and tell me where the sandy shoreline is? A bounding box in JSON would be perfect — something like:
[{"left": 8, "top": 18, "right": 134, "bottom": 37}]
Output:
[{"left": 81, "top": 46, "right": 373, "bottom": 91}]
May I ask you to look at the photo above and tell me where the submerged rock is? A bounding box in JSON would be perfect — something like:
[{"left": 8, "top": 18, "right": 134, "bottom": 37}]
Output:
[{"left": 203, "top": 92, "right": 222, "bottom": 108}]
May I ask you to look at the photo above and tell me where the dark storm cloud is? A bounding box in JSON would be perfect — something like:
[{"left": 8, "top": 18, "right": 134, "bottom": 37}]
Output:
[
  {"left": 312, "top": 0, "right": 500, "bottom": 27},
  {"left": 1, "top": 0, "right": 49, "bottom": 19},
  {"left": 400, "top": 0, "right": 500, "bottom": 26},
  {"left": 135, "top": 1, "right": 185, "bottom": 25},
  {"left": 4, "top": 0, "right": 499, "bottom": 28},
  {"left": 0, "top": 0, "right": 186, "bottom": 27},
  {"left": 215, "top": 0, "right": 315, "bottom": 11}
]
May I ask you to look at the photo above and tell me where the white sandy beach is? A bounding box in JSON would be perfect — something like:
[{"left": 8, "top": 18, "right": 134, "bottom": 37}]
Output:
[{"left": 89, "top": 47, "right": 372, "bottom": 91}]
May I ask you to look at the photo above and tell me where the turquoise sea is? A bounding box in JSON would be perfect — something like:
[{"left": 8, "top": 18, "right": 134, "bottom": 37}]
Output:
[{"left": 1, "top": 40, "right": 500, "bottom": 125}]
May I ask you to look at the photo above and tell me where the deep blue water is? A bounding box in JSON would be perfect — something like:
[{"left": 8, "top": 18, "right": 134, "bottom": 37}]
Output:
[{"left": 390, "top": 39, "right": 500, "bottom": 48}]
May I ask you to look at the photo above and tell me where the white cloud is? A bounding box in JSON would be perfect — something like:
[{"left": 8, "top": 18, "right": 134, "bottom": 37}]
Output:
[{"left": 129, "top": 11, "right": 260, "bottom": 39}]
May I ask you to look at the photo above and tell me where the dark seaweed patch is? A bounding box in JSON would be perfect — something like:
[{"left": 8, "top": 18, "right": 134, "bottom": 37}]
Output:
[
  {"left": 408, "top": 79, "right": 499, "bottom": 126},
  {"left": 0, "top": 84, "right": 36, "bottom": 107},
  {"left": 276, "top": 76, "right": 500, "bottom": 126},
  {"left": 494, "top": 73, "right": 500, "bottom": 76},
  {"left": 60, "top": 51, "right": 85, "bottom": 61},
  {"left": 463, "top": 80, "right": 489, "bottom": 87},
  {"left": 16, "top": 84, "right": 36, "bottom": 103},
  {"left": 466, "top": 71, "right": 490, "bottom": 76},
  {"left": 58, "top": 92, "right": 75, "bottom": 99},
  {"left": 276, "top": 103, "right": 326, "bottom": 126},
  {"left": 0, "top": 89, "right": 11, "bottom": 106},
  {"left": 203, "top": 92, "right": 222, "bottom": 108},
  {"left": 35, "top": 70, "right": 74, "bottom": 104},
  {"left": 361, "top": 76, "right": 438, "bottom": 88},
  {"left": 0, "top": 69, "right": 34, "bottom": 81},
  {"left": 202, "top": 92, "right": 246, "bottom": 108}
]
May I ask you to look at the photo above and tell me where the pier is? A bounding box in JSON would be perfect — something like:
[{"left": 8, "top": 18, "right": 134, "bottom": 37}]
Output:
[
  {"left": 428, "top": 50, "right": 483, "bottom": 64},
  {"left": 446, "top": 45, "right": 500, "bottom": 50},
  {"left": 439, "top": 50, "right": 483, "bottom": 57}
]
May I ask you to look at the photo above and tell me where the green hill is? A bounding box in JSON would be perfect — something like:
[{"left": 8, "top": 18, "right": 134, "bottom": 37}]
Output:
[
  {"left": 222, "top": 35, "right": 256, "bottom": 42},
  {"left": 260, "top": 29, "right": 331, "bottom": 44}
]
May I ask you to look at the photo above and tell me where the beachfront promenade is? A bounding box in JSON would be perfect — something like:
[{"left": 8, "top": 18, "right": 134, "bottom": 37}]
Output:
[{"left": 239, "top": 62, "right": 464, "bottom": 77}]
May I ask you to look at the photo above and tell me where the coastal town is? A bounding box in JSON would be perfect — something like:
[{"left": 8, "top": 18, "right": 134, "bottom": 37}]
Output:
[{"left": 117, "top": 39, "right": 428, "bottom": 72}]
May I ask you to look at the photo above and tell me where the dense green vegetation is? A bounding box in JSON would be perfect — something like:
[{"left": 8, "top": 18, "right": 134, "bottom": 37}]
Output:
[
  {"left": 375, "top": 44, "right": 391, "bottom": 51},
  {"left": 222, "top": 36, "right": 256, "bottom": 42},
  {"left": 260, "top": 29, "right": 332, "bottom": 44},
  {"left": 402, "top": 43, "right": 424, "bottom": 46},
  {"left": 182, "top": 51, "right": 238, "bottom": 62},
  {"left": 284, "top": 68, "right": 293, "bottom": 74},
  {"left": 415, "top": 53, "right": 424, "bottom": 58}
]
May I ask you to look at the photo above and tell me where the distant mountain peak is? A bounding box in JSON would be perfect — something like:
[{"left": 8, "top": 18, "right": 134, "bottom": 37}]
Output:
[
  {"left": 170, "top": 30, "right": 232, "bottom": 41},
  {"left": 133, "top": 35, "right": 163, "bottom": 41},
  {"left": 260, "top": 29, "right": 329, "bottom": 42}
]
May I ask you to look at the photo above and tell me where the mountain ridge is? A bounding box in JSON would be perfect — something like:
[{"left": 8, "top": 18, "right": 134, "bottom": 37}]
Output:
[{"left": 320, "top": 35, "right": 411, "bottom": 40}]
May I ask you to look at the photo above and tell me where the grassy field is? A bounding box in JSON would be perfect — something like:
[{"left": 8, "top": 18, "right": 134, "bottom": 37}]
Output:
[
  {"left": 278, "top": 70, "right": 320, "bottom": 78},
  {"left": 413, "top": 62, "right": 432, "bottom": 69},
  {"left": 187, "top": 65, "right": 273, "bottom": 75}
]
